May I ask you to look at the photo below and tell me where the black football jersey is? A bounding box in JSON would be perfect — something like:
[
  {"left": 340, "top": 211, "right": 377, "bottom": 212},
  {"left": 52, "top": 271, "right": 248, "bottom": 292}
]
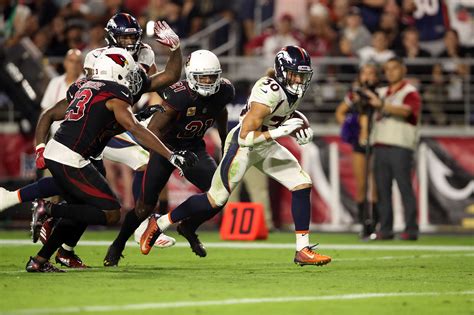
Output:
[
  {"left": 54, "top": 79, "right": 133, "bottom": 158},
  {"left": 158, "top": 78, "right": 234, "bottom": 150}
]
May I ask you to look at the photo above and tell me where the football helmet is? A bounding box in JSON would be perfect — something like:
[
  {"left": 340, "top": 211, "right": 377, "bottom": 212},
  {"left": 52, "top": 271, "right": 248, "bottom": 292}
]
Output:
[
  {"left": 185, "top": 50, "right": 222, "bottom": 97},
  {"left": 92, "top": 47, "right": 141, "bottom": 93},
  {"left": 274, "top": 46, "right": 313, "bottom": 97},
  {"left": 105, "top": 13, "right": 142, "bottom": 55}
]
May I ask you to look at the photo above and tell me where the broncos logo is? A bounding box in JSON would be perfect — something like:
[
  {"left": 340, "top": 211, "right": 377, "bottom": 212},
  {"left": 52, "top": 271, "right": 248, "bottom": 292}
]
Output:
[
  {"left": 106, "top": 53, "right": 128, "bottom": 67},
  {"left": 276, "top": 50, "right": 293, "bottom": 64}
]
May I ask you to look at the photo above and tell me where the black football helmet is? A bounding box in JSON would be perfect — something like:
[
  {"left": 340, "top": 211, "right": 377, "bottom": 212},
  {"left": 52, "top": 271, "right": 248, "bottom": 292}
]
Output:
[
  {"left": 274, "top": 46, "right": 313, "bottom": 97},
  {"left": 105, "top": 13, "right": 142, "bottom": 55}
]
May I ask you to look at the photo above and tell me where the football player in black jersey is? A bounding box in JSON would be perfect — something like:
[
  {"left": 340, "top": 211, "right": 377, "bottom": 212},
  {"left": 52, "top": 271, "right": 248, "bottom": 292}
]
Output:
[
  {"left": 0, "top": 14, "right": 183, "bottom": 268},
  {"left": 25, "top": 48, "right": 198, "bottom": 272},
  {"left": 103, "top": 50, "right": 235, "bottom": 266}
]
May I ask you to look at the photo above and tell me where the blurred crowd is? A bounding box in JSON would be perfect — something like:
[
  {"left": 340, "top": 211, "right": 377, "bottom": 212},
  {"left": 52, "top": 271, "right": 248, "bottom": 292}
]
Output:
[
  {"left": 2, "top": 0, "right": 473, "bottom": 58},
  {"left": 1, "top": 0, "right": 473, "bottom": 125}
]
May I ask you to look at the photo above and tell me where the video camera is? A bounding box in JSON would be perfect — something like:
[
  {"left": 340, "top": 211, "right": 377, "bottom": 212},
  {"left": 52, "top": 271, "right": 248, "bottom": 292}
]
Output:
[{"left": 352, "top": 82, "right": 378, "bottom": 115}]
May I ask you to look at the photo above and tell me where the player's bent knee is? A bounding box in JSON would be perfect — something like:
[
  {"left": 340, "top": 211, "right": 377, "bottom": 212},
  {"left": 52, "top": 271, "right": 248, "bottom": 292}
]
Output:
[
  {"left": 207, "top": 191, "right": 227, "bottom": 208},
  {"left": 105, "top": 210, "right": 121, "bottom": 225}
]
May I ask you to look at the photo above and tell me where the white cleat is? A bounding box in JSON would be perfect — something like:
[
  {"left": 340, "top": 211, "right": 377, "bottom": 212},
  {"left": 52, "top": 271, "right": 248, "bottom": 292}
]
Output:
[
  {"left": 134, "top": 218, "right": 176, "bottom": 248},
  {"left": 0, "top": 187, "right": 20, "bottom": 212}
]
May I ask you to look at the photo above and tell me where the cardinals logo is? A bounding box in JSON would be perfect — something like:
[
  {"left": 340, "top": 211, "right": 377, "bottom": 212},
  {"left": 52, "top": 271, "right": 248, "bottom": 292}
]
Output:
[{"left": 106, "top": 53, "right": 128, "bottom": 67}]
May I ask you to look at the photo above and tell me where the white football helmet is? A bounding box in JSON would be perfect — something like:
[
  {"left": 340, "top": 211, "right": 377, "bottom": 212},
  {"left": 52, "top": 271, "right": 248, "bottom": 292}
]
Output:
[
  {"left": 185, "top": 50, "right": 222, "bottom": 97},
  {"left": 92, "top": 47, "right": 141, "bottom": 93}
]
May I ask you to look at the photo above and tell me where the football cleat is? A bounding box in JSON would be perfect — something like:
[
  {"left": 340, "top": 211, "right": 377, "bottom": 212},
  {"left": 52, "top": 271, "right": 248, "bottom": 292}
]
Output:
[
  {"left": 0, "top": 187, "right": 19, "bottom": 212},
  {"left": 134, "top": 219, "right": 176, "bottom": 248},
  {"left": 55, "top": 248, "right": 87, "bottom": 268},
  {"left": 369, "top": 232, "right": 394, "bottom": 241},
  {"left": 155, "top": 233, "right": 176, "bottom": 248},
  {"left": 399, "top": 232, "right": 418, "bottom": 241},
  {"left": 177, "top": 221, "right": 207, "bottom": 257},
  {"left": 26, "top": 256, "right": 65, "bottom": 273},
  {"left": 294, "top": 244, "right": 332, "bottom": 267},
  {"left": 39, "top": 217, "right": 58, "bottom": 245},
  {"left": 140, "top": 214, "right": 162, "bottom": 255},
  {"left": 31, "top": 199, "right": 49, "bottom": 243},
  {"left": 103, "top": 244, "right": 125, "bottom": 267}
]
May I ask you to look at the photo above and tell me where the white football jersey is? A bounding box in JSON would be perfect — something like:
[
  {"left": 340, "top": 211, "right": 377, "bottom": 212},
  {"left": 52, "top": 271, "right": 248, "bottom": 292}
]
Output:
[
  {"left": 241, "top": 76, "right": 302, "bottom": 131},
  {"left": 84, "top": 43, "right": 155, "bottom": 71}
]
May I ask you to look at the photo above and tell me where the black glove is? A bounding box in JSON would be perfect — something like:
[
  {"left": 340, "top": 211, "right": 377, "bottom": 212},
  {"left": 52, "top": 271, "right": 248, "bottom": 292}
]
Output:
[
  {"left": 169, "top": 150, "right": 199, "bottom": 175},
  {"left": 135, "top": 104, "right": 165, "bottom": 121}
]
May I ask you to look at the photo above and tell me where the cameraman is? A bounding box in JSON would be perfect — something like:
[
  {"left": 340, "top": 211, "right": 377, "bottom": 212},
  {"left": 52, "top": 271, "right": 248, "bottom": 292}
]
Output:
[
  {"left": 363, "top": 57, "right": 422, "bottom": 241},
  {"left": 335, "top": 64, "right": 379, "bottom": 239}
]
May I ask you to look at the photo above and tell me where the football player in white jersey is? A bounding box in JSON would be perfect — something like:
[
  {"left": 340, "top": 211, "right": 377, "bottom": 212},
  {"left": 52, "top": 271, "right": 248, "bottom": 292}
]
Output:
[{"left": 140, "top": 45, "right": 332, "bottom": 266}]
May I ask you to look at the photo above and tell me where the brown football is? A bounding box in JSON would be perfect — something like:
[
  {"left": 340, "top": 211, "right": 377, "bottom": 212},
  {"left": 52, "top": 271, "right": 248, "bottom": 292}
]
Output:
[{"left": 289, "top": 110, "right": 310, "bottom": 137}]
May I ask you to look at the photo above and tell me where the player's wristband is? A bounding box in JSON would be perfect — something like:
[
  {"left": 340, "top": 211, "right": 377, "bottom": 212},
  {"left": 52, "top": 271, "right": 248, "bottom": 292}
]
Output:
[{"left": 36, "top": 143, "right": 46, "bottom": 150}]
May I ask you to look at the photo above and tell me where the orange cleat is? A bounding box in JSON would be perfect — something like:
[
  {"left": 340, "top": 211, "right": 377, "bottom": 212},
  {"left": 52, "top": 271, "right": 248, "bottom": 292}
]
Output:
[
  {"left": 140, "top": 214, "right": 162, "bottom": 255},
  {"left": 294, "top": 244, "right": 332, "bottom": 267}
]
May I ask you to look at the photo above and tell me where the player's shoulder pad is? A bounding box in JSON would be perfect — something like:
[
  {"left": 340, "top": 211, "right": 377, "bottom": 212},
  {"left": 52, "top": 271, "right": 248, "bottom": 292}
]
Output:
[
  {"left": 106, "top": 81, "right": 133, "bottom": 104},
  {"left": 66, "top": 78, "right": 88, "bottom": 103},
  {"left": 249, "top": 76, "right": 284, "bottom": 108},
  {"left": 137, "top": 43, "right": 155, "bottom": 68},
  {"left": 219, "top": 77, "right": 235, "bottom": 100},
  {"left": 160, "top": 80, "right": 189, "bottom": 111}
]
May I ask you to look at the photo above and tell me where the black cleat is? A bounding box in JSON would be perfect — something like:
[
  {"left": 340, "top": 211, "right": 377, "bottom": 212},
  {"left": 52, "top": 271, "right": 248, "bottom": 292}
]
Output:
[
  {"left": 177, "top": 221, "right": 207, "bottom": 257},
  {"left": 103, "top": 244, "right": 124, "bottom": 267},
  {"left": 31, "top": 199, "right": 49, "bottom": 243},
  {"left": 26, "top": 256, "right": 65, "bottom": 273}
]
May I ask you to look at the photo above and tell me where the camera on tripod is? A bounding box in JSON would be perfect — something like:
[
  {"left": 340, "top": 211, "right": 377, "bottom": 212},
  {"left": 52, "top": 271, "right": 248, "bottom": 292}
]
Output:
[{"left": 352, "top": 82, "right": 378, "bottom": 114}]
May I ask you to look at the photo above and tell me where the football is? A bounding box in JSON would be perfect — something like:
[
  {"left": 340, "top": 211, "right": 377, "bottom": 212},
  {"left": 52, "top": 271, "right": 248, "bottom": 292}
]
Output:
[{"left": 289, "top": 110, "right": 310, "bottom": 137}]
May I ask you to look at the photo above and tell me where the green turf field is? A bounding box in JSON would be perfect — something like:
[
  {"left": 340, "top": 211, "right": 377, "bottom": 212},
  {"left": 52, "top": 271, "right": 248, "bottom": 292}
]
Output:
[{"left": 0, "top": 230, "right": 472, "bottom": 315}]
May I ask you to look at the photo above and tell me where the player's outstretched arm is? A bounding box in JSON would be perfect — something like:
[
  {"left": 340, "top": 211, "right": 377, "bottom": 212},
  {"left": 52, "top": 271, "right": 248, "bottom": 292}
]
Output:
[
  {"left": 146, "top": 102, "right": 177, "bottom": 138},
  {"left": 35, "top": 98, "right": 69, "bottom": 146},
  {"left": 109, "top": 98, "right": 173, "bottom": 160},
  {"left": 148, "top": 21, "right": 182, "bottom": 92}
]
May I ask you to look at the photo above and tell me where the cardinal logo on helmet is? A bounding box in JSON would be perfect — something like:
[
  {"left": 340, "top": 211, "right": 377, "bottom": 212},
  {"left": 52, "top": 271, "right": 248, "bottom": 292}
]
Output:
[{"left": 105, "top": 53, "right": 128, "bottom": 67}]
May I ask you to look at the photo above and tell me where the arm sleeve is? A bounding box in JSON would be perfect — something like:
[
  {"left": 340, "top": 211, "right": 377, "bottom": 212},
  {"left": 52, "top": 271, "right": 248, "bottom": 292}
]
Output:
[{"left": 403, "top": 91, "right": 422, "bottom": 123}]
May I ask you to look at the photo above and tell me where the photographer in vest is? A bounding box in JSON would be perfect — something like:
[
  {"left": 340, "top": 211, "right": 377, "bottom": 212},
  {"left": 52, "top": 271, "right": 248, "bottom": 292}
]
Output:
[{"left": 362, "top": 57, "right": 422, "bottom": 241}]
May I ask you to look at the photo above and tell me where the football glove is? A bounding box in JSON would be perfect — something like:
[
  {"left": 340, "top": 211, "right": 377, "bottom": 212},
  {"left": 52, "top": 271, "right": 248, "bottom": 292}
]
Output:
[
  {"left": 268, "top": 118, "right": 304, "bottom": 140},
  {"left": 135, "top": 105, "right": 165, "bottom": 121},
  {"left": 154, "top": 21, "right": 180, "bottom": 51},
  {"left": 169, "top": 150, "right": 198, "bottom": 175},
  {"left": 35, "top": 143, "right": 46, "bottom": 170},
  {"left": 295, "top": 127, "right": 314, "bottom": 145}
]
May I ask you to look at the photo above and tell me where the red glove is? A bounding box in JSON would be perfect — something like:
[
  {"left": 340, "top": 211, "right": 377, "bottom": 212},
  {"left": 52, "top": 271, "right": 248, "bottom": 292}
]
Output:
[
  {"left": 35, "top": 143, "right": 46, "bottom": 170},
  {"left": 154, "top": 21, "right": 180, "bottom": 51}
]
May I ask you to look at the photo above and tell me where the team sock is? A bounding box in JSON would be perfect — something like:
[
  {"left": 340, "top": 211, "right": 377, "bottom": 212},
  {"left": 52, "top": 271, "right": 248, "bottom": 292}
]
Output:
[
  {"left": 37, "top": 219, "right": 75, "bottom": 259},
  {"left": 132, "top": 171, "right": 144, "bottom": 202},
  {"left": 19, "top": 177, "right": 61, "bottom": 202},
  {"left": 169, "top": 193, "right": 213, "bottom": 224},
  {"left": 291, "top": 188, "right": 311, "bottom": 251},
  {"left": 296, "top": 233, "right": 309, "bottom": 251},
  {"left": 112, "top": 209, "right": 142, "bottom": 249},
  {"left": 183, "top": 207, "right": 222, "bottom": 232},
  {"left": 158, "top": 200, "right": 169, "bottom": 215},
  {"left": 291, "top": 188, "right": 311, "bottom": 232}
]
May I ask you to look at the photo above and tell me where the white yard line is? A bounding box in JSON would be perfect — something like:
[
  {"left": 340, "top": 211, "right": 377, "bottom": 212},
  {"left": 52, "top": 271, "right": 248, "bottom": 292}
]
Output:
[
  {"left": 0, "top": 239, "right": 473, "bottom": 251},
  {"left": 1, "top": 291, "right": 473, "bottom": 315}
]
